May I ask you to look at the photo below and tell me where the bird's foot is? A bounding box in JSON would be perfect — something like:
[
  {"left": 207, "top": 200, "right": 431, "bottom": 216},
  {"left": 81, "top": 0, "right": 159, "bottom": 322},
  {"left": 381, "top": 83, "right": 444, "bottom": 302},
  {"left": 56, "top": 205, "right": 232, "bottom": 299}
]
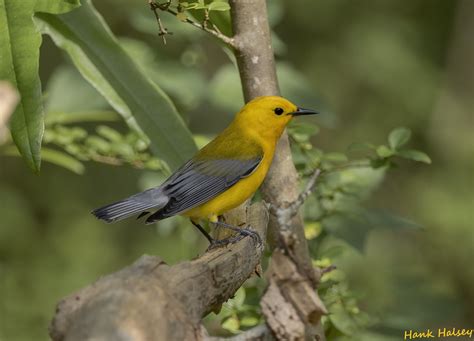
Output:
[
  {"left": 206, "top": 224, "right": 262, "bottom": 251},
  {"left": 237, "top": 227, "right": 262, "bottom": 246}
]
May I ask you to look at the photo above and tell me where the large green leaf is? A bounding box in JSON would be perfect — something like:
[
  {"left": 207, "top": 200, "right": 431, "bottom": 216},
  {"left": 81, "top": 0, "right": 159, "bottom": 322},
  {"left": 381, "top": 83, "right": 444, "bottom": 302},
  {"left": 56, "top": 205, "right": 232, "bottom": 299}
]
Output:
[
  {"left": 35, "top": 0, "right": 197, "bottom": 170},
  {"left": 1, "top": 0, "right": 43, "bottom": 173},
  {"left": 35, "top": 0, "right": 79, "bottom": 13},
  {"left": 0, "top": 0, "right": 80, "bottom": 173}
]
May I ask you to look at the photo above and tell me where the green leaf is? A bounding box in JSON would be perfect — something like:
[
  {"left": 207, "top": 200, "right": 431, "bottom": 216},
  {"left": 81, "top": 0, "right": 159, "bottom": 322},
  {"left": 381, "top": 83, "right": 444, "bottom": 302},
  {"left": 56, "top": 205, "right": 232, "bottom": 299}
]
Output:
[
  {"left": 96, "top": 125, "right": 122, "bottom": 143},
  {"left": 0, "top": 0, "right": 80, "bottom": 173},
  {"left": 304, "top": 222, "right": 322, "bottom": 240},
  {"left": 40, "top": 148, "right": 85, "bottom": 174},
  {"left": 388, "top": 127, "right": 411, "bottom": 150},
  {"left": 85, "top": 136, "right": 110, "bottom": 154},
  {"left": 347, "top": 142, "right": 376, "bottom": 152},
  {"left": 208, "top": 1, "right": 230, "bottom": 11},
  {"left": 45, "top": 111, "right": 118, "bottom": 125},
  {"left": 185, "top": 2, "right": 207, "bottom": 10},
  {"left": 3, "top": 145, "right": 84, "bottom": 174},
  {"left": 322, "top": 152, "right": 348, "bottom": 163},
  {"left": 35, "top": 0, "right": 197, "bottom": 170},
  {"left": 35, "top": 0, "right": 80, "bottom": 14},
  {"left": 240, "top": 316, "right": 259, "bottom": 327},
  {"left": 329, "top": 302, "right": 358, "bottom": 335},
  {"left": 221, "top": 316, "right": 240, "bottom": 333},
  {"left": 187, "top": 1, "right": 232, "bottom": 38},
  {"left": 1, "top": 0, "right": 44, "bottom": 173},
  {"left": 397, "top": 149, "right": 432, "bottom": 164},
  {"left": 376, "top": 145, "right": 394, "bottom": 158}
]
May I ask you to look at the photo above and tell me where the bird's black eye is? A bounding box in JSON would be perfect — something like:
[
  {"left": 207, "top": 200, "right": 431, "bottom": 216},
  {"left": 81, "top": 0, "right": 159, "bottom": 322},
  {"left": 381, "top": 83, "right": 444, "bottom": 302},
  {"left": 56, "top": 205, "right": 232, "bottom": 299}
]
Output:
[{"left": 274, "top": 107, "right": 284, "bottom": 115}]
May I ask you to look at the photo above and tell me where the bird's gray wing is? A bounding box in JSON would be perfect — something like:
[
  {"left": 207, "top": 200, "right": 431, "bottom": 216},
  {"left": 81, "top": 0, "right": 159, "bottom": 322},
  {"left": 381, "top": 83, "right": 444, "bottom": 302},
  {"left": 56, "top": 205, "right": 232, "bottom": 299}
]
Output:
[{"left": 149, "top": 157, "right": 262, "bottom": 221}]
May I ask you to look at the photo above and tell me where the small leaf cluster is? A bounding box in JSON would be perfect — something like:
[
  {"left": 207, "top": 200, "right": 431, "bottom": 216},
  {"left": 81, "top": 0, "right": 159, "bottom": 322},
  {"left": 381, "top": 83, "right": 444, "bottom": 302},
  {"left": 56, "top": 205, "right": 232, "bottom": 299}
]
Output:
[
  {"left": 287, "top": 123, "right": 430, "bottom": 337},
  {"left": 351, "top": 127, "right": 431, "bottom": 167},
  {"left": 173, "top": 0, "right": 230, "bottom": 22},
  {"left": 205, "top": 286, "right": 262, "bottom": 335},
  {"left": 290, "top": 124, "right": 430, "bottom": 178},
  {"left": 290, "top": 123, "right": 427, "bottom": 251},
  {"left": 288, "top": 122, "right": 325, "bottom": 171},
  {"left": 41, "top": 112, "right": 165, "bottom": 174},
  {"left": 316, "top": 260, "right": 371, "bottom": 339}
]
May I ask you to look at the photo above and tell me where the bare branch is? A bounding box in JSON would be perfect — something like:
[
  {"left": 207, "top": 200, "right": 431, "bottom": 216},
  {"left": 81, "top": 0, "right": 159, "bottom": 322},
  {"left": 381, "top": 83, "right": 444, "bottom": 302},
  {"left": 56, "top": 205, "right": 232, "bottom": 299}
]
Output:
[
  {"left": 49, "top": 203, "right": 268, "bottom": 341},
  {"left": 148, "top": 0, "right": 172, "bottom": 44}
]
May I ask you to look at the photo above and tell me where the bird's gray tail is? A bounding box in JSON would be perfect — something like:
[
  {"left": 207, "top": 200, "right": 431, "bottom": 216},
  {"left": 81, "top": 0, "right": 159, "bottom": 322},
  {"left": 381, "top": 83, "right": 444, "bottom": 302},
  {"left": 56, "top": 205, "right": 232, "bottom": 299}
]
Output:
[{"left": 91, "top": 188, "right": 169, "bottom": 223}]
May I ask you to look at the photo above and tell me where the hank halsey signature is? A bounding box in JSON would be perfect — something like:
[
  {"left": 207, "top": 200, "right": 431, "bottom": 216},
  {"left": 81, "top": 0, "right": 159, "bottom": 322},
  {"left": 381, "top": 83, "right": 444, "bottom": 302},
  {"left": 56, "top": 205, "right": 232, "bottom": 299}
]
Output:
[{"left": 404, "top": 328, "right": 473, "bottom": 339}]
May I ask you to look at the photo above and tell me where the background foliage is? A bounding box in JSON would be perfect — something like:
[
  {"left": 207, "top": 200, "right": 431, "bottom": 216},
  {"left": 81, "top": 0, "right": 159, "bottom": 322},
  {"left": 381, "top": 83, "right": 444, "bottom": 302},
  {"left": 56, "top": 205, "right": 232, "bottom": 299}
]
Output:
[{"left": 0, "top": 0, "right": 473, "bottom": 340}]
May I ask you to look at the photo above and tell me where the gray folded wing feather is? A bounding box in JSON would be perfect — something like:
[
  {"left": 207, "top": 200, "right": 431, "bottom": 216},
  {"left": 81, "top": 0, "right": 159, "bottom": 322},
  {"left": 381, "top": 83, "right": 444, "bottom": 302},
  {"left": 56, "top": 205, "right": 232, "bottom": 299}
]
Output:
[
  {"left": 92, "top": 157, "right": 262, "bottom": 224},
  {"left": 150, "top": 157, "right": 262, "bottom": 220}
]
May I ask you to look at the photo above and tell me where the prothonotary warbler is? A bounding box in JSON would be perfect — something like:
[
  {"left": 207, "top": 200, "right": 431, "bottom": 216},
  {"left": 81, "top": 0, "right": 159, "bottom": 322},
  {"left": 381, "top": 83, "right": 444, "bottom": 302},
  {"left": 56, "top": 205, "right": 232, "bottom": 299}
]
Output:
[{"left": 92, "top": 96, "right": 318, "bottom": 245}]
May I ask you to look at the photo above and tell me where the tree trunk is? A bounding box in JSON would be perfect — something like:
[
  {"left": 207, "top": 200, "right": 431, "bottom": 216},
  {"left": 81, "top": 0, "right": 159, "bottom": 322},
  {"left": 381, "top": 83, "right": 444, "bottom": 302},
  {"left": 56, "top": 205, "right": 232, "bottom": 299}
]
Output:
[{"left": 230, "top": 1, "right": 326, "bottom": 339}]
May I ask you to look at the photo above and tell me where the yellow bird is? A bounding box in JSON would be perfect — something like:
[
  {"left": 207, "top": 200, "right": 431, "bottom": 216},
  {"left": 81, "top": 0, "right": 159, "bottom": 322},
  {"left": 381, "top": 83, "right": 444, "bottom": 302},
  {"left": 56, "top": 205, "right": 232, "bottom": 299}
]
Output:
[{"left": 92, "top": 96, "right": 318, "bottom": 245}]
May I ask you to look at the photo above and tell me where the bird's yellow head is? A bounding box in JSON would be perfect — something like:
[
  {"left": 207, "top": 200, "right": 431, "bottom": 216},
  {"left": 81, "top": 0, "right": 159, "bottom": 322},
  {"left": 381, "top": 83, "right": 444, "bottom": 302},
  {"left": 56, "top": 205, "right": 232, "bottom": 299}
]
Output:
[{"left": 234, "top": 96, "right": 318, "bottom": 140}]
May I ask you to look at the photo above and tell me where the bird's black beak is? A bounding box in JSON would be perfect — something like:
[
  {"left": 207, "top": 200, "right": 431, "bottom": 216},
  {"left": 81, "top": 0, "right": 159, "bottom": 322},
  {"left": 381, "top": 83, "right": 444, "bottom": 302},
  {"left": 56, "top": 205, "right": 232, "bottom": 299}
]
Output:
[{"left": 290, "top": 107, "right": 319, "bottom": 116}]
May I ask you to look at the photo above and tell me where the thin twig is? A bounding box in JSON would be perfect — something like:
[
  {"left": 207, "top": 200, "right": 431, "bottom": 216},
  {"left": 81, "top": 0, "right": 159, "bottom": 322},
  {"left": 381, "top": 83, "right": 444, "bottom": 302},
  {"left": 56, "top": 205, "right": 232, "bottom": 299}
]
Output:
[
  {"left": 320, "top": 264, "right": 337, "bottom": 276},
  {"left": 268, "top": 169, "right": 321, "bottom": 255},
  {"left": 149, "top": 0, "right": 172, "bottom": 44},
  {"left": 270, "top": 168, "right": 322, "bottom": 221},
  {"left": 202, "top": 9, "right": 210, "bottom": 30},
  {"left": 287, "top": 168, "right": 321, "bottom": 214},
  {"left": 166, "top": 8, "right": 235, "bottom": 46},
  {"left": 148, "top": 0, "right": 235, "bottom": 47}
]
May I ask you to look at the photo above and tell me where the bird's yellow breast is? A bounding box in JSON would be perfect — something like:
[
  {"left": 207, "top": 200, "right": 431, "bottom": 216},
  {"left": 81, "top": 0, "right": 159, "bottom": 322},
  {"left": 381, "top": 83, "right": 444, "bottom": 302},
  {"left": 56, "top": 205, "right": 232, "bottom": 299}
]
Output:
[{"left": 183, "top": 137, "right": 275, "bottom": 221}]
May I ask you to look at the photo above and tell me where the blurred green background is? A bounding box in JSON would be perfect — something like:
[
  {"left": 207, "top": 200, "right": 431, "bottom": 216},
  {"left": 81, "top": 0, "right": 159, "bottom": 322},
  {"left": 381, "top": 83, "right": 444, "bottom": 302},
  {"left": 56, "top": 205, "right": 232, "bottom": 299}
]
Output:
[{"left": 1, "top": 0, "right": 473, "bottom": 340}]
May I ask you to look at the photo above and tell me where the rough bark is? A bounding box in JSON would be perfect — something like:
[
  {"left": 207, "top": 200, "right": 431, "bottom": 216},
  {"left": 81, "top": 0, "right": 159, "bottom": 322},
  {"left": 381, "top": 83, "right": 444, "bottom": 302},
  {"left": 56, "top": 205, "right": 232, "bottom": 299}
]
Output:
[
  {"left": 230, "top": 1, "right": 326, "bottom": 340},
  {"left": 49, "top": 203, "right": 268, "bottom": 341}
]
